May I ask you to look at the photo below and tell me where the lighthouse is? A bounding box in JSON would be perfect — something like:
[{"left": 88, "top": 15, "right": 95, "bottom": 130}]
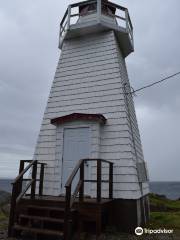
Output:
[
  {"left": 9, "top": 0, "right": 150, "bottom": 238},
  {"left": 34, "top": 0, "right": 149, "bottom": 230}
]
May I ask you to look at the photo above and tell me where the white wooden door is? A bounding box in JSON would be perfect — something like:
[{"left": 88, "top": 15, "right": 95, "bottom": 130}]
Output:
[{"left": 61, "top": 127, "right": 90, "bottom": 194}]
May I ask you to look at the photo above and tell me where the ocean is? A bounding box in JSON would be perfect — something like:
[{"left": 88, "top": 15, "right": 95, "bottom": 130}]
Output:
[
  {"left": 0, "top": 179, "right": 13, "bottom": 193},
  {"left": 150, "top": 181, "right": 180, "bottom": 200},
  {"left": 0, "top": 179, "right": 180, "bottom": 200}
]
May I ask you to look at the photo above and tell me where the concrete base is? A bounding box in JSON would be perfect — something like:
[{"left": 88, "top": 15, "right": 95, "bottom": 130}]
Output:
[{"left": 111, "top": 195, "right": 150, "bottom": 233}]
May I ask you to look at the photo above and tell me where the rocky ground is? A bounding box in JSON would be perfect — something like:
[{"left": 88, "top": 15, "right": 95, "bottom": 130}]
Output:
[
  {"left": 79, "top": 231, "right": 180, "bottom": 240},
  {"left": 0, "top": 232, "right": 179, "bottom": 240}
]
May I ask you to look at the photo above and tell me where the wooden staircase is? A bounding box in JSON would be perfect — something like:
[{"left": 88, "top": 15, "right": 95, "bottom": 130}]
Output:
[
  {"left": 8, "top": 159, "right": 113, "bottom": 240},
  {"left": 13, "top": 199, "right": 77, "bottom": 239}
]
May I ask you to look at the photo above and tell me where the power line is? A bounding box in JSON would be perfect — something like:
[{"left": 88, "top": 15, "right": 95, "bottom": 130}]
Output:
[{"left": 131, "top": 71, "right": 180, "bottom": 95}]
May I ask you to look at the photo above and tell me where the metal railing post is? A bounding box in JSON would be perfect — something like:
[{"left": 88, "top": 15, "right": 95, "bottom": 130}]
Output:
[
  {"left": 125, "top": 9, "right": 129, "bottom": 33},
  {"left": 131, "top": 27, "right": 134, "bottom": 49},
  {"left": 67, "top": 5, "right": 71, "bottom": 30},
  {"left": 97, "top": 0, "right": 102, "bottom": 20},
  {"left": 59, "top": 24, "right": 62, "bottom": 49}
]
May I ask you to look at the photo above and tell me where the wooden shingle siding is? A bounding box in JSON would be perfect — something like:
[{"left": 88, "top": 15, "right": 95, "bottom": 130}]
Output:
[
  {"left": 56, "top": 63, "right": 120, "bottom": 78},
  {"left": 114, "top": 34, "right": 149, "bottom": 195},
  {"left": 49, "top": 89, "right": 123, "bottom": 102},
  {"left": 54, "top": 67, "right": 120, "bottom": 82},
  {"left": 60, "top": 44, "right": 116, "bottom": 62},
  {"left": 33, "top": 30, "right": 149, "bottom": 198},
  {"left": 47, "top": 99, "right": 125, "bottom": 111},
  {"left": 60, "top": 52, "right": 117, "bottom": 67},
  {"left": 50, "top": 82, "right": 124, "bottom": 96},
  {"left": 62, "top": 32, "right": 114, "bottom": 51},
  {"left": 58, "top": 56, "right": 117, "bottom": 71}
]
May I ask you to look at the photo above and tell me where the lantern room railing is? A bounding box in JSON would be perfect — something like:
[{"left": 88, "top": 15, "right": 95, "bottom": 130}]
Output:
[{"left": 59, "top": 0, "right": 133, "bottom": 49}]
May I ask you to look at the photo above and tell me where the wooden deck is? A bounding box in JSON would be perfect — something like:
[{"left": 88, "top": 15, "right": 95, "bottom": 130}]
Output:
[
  {"left": 14, "top": 195, "right": 113, "bottom": 239},
  {"left": 23, "top": 194, "right": 112, "bottom": 204},
  {"left": 8, "top": 159, "right": 114, "bottom": 240}
]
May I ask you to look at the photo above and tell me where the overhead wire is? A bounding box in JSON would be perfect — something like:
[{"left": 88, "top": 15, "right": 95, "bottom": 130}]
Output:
[{"left": 130, "top": 71, "right": 180, "bottom": 95}]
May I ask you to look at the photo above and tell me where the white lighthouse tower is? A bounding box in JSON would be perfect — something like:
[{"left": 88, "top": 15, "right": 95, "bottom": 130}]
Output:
[{"left": 33, "top": 0, "right": 149, "bottom": 232}]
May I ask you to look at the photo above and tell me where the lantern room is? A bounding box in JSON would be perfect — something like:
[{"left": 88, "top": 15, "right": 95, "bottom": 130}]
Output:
[{"left": 59, "top": 0, "right": 134, "bottom": 57}]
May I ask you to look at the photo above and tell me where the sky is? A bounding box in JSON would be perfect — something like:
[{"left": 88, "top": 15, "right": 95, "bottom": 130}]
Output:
[{"left": 0, "top": 0, "right": 180, "bottom": 181}]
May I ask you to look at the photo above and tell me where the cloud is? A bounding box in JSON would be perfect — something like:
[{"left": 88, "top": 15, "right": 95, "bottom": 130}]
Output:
[
  {"left": 125, "top": 0, "right": 180, "bottom": 110},
  {"left": 0, "top": 0, "right": 179, "bottom": 181},
  {"left": 136, "top": 105, "right": 180, "bottom": 181}
]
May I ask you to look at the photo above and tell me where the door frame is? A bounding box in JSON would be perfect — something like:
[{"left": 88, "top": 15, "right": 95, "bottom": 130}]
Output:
[{"left": 60, "top": 125, "right": 92, "bottom": 193}]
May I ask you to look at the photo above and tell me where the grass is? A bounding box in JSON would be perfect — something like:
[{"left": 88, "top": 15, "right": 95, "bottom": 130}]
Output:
[
  {"left": 148, "top": 193, "right": 180, "bottom": 234},
  {"left": 149, "top": 211, "right": 180, "bottom": 229},
  {"left": 0, "top": 207, "right": 8, "bottom": 230},
  {"left": 149, "top": 193, "right": 180, "bottom": 212},
  {"left": 0, "top": 191, "right": 10, "bottom": 231}
]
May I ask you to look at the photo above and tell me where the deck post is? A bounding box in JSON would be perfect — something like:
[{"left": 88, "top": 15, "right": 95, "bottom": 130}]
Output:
[
  {"left": 39, "top": 163, "right": 45, "bottom": 196},
  {"left": 79, "top": 160, "right": 84, "bottom": 202},
  {"left": 97, "top": 159, "right": 102, "bottom": 202},
  {"left": 18, "top": 160, "right": 25, "bottom": 195},
  {"left": 19, "top": 160, "right": 25, "bottom": 174},
  {"left": 8, "top": 182, "right": 18, "bottom": 237},
  {"left": 64, "top": 185, "right": 71, "bottom": 240},
  {"left": 31, "top": 160, "right": 37, "bottom": 199},
  {"left": 109, "top": 163, "right": 113, "bottom": 199}
]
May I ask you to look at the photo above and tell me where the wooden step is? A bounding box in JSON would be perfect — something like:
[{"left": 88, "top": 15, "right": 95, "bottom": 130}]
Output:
[
  {"left": 27, "top": 205, "right": 66, "bottom": 212},
  {"left": 14, "top": 224, "right": 64, "bottom": 237},
  {"left": 19, "top": 214, "right": 65, "bottom": 223}
]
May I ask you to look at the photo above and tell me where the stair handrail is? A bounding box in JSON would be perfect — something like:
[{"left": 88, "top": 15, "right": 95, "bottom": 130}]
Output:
[
  {"left": 12, "top": 160, "right": 36, "bottom": 184},
  {"left": 8, "top": 160, "right": 46, "bottom": 237},
  {"left": 64, "top": 158, "right": 113, "bottom": 240},
  {"left": 65, "top": 159, "right": 84, "bottom": 189}
]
